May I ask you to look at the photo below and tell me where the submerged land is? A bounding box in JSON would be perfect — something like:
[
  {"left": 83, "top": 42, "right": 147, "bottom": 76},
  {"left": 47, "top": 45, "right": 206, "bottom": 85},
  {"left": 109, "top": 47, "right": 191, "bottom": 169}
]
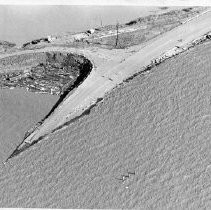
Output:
[{"left": 1, "top": 6, "right": 211, "bottom": 209}]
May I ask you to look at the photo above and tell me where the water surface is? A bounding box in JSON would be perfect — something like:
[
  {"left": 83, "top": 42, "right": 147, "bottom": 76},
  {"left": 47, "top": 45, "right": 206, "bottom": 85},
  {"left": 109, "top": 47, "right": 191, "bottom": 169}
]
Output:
[
  {"left": 0, "top": 5, "right": 180, "bottom": 45},
  {"left": 0, "top": 88, "right": 58, "bottom": 162}
]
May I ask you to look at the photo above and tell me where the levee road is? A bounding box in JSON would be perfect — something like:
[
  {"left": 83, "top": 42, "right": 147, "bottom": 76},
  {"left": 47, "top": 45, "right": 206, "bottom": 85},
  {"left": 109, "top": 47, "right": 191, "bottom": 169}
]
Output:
[{"left": 12, "top": 10, "right": 211, "bottom": 153}]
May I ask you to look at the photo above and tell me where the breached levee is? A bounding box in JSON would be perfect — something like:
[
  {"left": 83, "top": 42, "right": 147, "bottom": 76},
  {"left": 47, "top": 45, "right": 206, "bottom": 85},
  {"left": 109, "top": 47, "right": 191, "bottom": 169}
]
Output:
[
  {"left": 4, "top": 10, "right": 211, "bottom": 162},
  {"left": 22, "top": 52, "right": 93, "bottom": 138},
  {"left": 3, "top": 51, "right": 93, "bottom": 162}
]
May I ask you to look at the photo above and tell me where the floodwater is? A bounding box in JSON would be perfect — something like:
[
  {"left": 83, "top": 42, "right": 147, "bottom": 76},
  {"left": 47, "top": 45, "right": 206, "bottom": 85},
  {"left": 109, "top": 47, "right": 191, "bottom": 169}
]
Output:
[
  {"left": 1, "top": 41, "right": 211, "bottom": 208},
  {"left": 0, "top": 88, "right": 58, "bottom": 163},
  {"left": 0, "top": 5, "right": 182, "bottom": 45}
]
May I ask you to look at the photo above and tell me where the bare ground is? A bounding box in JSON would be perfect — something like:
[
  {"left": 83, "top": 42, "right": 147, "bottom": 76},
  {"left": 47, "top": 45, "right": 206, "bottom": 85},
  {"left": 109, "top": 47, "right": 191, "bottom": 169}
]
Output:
[{"left": 0, "top": 40, "right": 211, "bottom": 209}]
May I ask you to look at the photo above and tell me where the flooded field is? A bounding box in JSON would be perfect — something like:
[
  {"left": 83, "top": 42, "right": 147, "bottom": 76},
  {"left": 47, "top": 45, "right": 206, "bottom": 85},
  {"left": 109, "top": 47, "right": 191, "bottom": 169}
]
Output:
[
  {"left": 1, "top": 41, "right": 211, "bottom": 208},
  {"left": 0, "top": 88, "right": 58, "bottom": 162}
]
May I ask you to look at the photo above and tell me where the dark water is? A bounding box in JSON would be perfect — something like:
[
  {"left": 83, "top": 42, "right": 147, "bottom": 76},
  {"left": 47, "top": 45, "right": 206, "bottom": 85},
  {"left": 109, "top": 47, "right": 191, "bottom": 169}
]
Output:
[{"left": 0, "top": 5, "right": 179, "bottom": 45}]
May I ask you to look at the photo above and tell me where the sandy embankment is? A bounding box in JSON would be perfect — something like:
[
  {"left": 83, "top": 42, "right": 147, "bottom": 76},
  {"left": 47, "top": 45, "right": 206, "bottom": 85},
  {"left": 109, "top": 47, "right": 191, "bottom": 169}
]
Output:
[{"left": 14, "top": 10, "right": 211, "bottom": 156}]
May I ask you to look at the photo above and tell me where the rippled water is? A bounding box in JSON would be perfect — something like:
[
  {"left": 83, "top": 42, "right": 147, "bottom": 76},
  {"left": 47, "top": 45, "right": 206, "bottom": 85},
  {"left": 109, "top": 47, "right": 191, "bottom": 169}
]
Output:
[{"left": 1, "top": 41, "right": 211, "bottom": 208}]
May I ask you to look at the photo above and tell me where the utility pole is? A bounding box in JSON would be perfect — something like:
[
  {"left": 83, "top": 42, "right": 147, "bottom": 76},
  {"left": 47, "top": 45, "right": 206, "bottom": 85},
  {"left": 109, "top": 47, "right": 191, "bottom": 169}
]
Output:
[
  {"left": 99, "top": 15, "right": 103, "bottom": 27},
  {"left": 115, "top": 21, "right": 119, "bottom": 47}
]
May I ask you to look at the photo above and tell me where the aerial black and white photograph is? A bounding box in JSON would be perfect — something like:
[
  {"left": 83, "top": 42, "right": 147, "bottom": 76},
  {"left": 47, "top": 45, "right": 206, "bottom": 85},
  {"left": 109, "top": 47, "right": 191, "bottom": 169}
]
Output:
[{"left": 0, "top": 0, "right": 211, "bottom": 209}]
